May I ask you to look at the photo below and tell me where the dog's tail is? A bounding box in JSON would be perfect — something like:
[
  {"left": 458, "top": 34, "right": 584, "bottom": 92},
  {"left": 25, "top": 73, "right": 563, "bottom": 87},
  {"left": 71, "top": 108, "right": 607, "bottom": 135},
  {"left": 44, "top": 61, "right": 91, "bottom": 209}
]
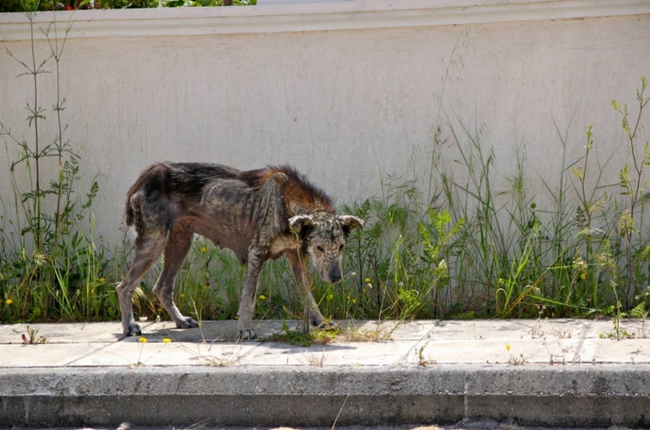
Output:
[
  {"left": 125, "top": 163, "right": 165, "bottom": 227},
  {"left": 124, "top": 185, "right": 138, "bottom": 227}
]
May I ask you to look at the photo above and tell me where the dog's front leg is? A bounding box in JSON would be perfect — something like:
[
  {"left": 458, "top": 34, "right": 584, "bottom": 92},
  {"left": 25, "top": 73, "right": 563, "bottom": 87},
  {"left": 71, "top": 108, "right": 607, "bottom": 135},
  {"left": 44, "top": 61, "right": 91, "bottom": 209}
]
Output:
[
  {"left": 286, "top": 250, "right": 329, "bottom": 330},
  {"left": 237, "top": 245, "right": 266, "bottom": 340}
]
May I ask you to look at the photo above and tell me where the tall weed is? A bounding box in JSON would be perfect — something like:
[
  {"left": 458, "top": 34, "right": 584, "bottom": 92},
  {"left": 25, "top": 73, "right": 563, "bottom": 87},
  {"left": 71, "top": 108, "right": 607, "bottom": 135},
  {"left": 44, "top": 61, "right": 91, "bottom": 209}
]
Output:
[{"left": 0, "top": 6, "right": 118, "bottom": 323}]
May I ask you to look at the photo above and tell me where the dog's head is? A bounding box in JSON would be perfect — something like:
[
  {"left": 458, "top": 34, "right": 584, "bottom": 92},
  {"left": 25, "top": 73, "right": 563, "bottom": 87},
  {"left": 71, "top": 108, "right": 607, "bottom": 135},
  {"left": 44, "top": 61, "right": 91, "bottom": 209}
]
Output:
[{"left": 289, "top": 212, "right": 364, "bottom": 283}]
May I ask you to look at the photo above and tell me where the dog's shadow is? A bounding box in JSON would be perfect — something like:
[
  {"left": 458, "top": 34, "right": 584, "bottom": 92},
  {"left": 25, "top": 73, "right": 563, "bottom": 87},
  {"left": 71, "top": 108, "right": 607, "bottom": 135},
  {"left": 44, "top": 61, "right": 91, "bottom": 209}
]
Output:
[{"left": 117, "top": 319, "right": 356, "bottom": 351}]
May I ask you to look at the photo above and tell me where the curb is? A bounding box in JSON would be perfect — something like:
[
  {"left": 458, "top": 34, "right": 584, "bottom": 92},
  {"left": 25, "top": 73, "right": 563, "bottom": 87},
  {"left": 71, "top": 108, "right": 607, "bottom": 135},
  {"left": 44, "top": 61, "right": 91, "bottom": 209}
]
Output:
[{"left": 2, "top": 365, "right": 649, "bottom": 427}]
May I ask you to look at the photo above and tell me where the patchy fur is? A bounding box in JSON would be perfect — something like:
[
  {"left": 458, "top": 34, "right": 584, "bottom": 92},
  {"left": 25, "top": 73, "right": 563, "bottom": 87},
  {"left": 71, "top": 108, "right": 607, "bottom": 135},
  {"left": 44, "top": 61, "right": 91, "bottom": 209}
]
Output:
[{"left": 116, "top": 162, "right": 364, "bottom": 339}]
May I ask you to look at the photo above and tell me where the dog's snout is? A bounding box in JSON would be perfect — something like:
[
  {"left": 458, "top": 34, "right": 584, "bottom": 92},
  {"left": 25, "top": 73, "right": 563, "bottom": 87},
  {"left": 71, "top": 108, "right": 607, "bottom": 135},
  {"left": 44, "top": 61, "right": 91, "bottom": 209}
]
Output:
[{"left": 329, "top": 267, "right": 342, "bottom": 283}]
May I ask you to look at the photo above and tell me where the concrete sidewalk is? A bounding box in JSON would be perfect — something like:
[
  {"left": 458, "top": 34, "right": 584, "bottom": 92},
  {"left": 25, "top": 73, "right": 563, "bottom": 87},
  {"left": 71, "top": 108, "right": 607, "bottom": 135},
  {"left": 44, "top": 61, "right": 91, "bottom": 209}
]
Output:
[{"left": 1, "top": 319, "right": 649, "bottom": 428}]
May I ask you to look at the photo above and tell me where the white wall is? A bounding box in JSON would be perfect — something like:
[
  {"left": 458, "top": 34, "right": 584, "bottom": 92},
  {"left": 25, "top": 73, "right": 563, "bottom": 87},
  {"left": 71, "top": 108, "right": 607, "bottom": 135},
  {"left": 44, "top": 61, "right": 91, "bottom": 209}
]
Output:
[{"left": 1, "top": 0, "right": 649, "bottom": 247}]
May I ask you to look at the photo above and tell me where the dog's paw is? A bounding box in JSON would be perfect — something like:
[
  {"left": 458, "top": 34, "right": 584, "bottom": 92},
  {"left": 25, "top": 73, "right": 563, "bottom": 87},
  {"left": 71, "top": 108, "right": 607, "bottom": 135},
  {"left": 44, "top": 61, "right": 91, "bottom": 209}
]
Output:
[
  {"left": 238, "top": 328, "right": 257, "bottom": 341},
  {"left": 314, "top": 321, "right": 339, "bottom": 332},
  {"left": 176, "top": 317, "right": 199, "bottom": 329},
  {"left": 124, "top": 322, "right": 142, "bottom": 337}
]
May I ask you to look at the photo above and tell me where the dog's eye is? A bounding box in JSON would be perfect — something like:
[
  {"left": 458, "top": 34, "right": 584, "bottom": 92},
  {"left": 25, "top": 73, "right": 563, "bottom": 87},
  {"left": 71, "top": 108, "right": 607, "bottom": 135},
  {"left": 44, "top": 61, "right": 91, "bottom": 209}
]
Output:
[{"left": 316, "top": 246, "right": 324, "bottom": 253}]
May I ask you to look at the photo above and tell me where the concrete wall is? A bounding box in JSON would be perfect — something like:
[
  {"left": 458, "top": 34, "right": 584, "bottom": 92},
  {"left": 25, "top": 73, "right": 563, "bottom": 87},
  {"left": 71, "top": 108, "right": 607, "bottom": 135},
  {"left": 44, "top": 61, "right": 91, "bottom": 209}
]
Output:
[{"left": 1, "top": 0, "right": 649, "bottom": 247}]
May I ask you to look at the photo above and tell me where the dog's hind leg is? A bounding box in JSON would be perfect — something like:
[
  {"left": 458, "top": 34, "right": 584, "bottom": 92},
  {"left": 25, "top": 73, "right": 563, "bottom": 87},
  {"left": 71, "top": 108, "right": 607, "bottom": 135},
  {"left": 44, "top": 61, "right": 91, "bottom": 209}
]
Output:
[
  {"left": 117, "top": 235, "right": 165, "bottom": 336},
  {"left": 153, "top": 224, "right": 199, "bottom": 329}
]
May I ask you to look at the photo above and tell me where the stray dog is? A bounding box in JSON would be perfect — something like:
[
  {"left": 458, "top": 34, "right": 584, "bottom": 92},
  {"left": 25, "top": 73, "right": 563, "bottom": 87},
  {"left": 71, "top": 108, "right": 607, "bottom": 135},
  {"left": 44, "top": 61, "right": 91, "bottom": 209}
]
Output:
[{"left": 116, "top": 162, "right": 364, "bottom": 339}]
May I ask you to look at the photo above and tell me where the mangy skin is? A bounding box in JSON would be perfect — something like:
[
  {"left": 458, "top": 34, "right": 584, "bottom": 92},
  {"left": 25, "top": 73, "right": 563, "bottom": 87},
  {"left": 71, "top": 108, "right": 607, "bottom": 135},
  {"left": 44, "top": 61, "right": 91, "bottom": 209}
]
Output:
[{"left": 116, "top": 162, "right": 364, "bottom": 340}]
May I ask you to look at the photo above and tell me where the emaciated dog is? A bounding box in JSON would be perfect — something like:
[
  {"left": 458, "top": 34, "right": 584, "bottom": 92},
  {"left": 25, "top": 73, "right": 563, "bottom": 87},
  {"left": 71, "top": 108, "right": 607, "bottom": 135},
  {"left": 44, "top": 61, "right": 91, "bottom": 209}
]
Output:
[{"left": 116, "top": 162, "right": 364, "bottom": 339}]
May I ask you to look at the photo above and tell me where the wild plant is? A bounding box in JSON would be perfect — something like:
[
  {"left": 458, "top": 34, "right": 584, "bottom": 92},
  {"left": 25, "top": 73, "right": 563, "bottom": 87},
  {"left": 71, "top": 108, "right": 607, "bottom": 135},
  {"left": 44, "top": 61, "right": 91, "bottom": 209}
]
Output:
[
  {"left": 0, "top": 5, "right": 116, "bottom": 323},
  {"left": 552, "top": 77, "right": 650, "bottom": 326},
  {"left": 562, "top": 124, "right": 612, "bottom": 312},
  {"left": 429, "top": 116, "right": 542, "bottom": 317},
  {"left": 399, "top": 77, "right": 650, "bottom": 322},
  {"left": 612, "top": 77, "right": 650, "bottom": 307},
  {"left": 336, "top": 175, "right": 462, "bottom": 322}
]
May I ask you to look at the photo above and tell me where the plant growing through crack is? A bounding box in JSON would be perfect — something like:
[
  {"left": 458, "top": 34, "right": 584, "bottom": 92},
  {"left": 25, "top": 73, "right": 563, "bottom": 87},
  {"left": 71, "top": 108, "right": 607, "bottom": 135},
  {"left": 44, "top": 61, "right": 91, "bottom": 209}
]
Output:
[
  {"left": 415, "top": 342, "right": 436, "bottom": 366},
  {"left": 505, "top": 344, "right": 528, "bottom": 366},
  {"left": 20, "top": 325, "right": 47, "bottom": 344},
  {"left": 299, "top": 353, "right": 326, "bottom": 367},
  {"left": 131, "top": 336, "right": 148, "bottom": 367}
]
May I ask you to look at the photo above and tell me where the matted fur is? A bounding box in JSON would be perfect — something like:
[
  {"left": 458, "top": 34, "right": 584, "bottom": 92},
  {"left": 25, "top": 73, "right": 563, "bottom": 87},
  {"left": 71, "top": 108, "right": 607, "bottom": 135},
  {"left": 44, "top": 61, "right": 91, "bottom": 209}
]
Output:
[{"left": 116, "top": 162, "right": 364, "bottom": 339}]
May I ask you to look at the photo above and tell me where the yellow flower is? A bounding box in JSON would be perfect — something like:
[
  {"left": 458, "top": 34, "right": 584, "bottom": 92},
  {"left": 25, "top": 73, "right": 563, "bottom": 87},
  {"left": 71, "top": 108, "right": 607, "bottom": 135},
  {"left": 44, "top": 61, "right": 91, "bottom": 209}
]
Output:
[
  {"left": 259, "top": 294, "right": 266, "bottom": 301},
  {"left": 327, "top": 294, "right": 334, "bottom": 300},
  {"left": 138, "top": 337, "right": 148, "bottom": 343},
  {"left": 5, "top": 299, "right": 12, "bottom": 305},
  {"left": 580, "top": 273, "right": 587, "bottom": 280},
  {"left": 162, "top": 338, "right": 172, "bottom": 343},
  {"left": 351, "top": 298, "right": 357, "bottom": 304},
  {"left": 505, "top": 344, "right": 511, "bottom": 351},
  {"left": 99, "top": 277, "right": 105, "bottom": 283},
  {"left": 364, "top": 278, "right": 371, "bottom": 283},
  {"left": 201, "top": 246, "right": 207, "bottom": 253}
]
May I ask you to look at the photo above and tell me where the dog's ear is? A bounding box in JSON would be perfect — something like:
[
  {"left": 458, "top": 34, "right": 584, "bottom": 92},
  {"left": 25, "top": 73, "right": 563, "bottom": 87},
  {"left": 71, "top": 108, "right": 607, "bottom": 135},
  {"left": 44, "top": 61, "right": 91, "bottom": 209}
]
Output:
[
  {"left": 338, "top": 215, "right": 364, "bottom": 235},
  {"left": 289, "top": 215, "right": 315, "bottom": 234}
]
